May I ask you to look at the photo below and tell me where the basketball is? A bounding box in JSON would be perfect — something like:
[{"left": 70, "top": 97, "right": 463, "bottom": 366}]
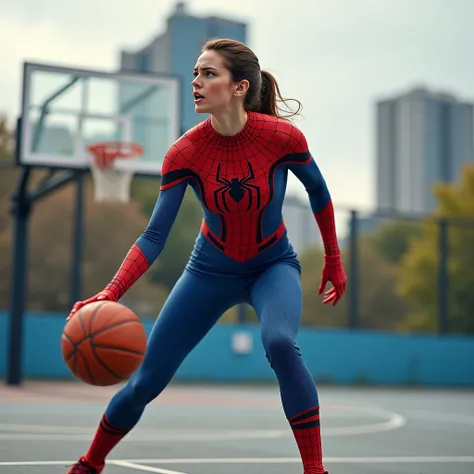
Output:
[{"left": 61, "top": 301, "right": 147, "bottom": 386}]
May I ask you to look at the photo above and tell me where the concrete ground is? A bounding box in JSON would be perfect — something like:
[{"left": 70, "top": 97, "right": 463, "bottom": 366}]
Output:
[{"left": 0, "top": 381, "right": 473, "bottom": 474}]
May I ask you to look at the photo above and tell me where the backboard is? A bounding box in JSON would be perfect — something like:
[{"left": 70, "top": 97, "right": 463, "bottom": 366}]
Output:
[{"left": 18, "top": 62, "right": 181, "bottom": 176}]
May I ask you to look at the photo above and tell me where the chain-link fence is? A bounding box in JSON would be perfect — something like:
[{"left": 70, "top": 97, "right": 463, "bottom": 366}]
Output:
[{"left": 280, "top": 199, "right": 474, "bottom": 335}]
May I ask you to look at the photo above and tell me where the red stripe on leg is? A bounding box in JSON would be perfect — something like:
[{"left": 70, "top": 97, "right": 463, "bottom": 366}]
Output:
[{"left": 289, "top": 406, "right": 326, "bottom": 474}]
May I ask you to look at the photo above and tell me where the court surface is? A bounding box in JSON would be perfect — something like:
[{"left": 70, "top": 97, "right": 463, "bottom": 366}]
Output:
[{"left": 0, "top": 381, "right": 473, "bottom": 474}]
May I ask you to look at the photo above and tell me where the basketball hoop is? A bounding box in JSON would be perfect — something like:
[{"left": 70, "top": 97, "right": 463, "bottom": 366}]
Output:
[{"left": 87, "top": 141, "right": 143, "bottom": 203}]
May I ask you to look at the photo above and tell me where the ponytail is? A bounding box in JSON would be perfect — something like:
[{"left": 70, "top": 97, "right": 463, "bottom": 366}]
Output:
[
  {"left": 201, "top": 38, "right": 302, "bottom": 119},
  {"left": 259, "top": 70, "right": 302, "bottom": 119}
]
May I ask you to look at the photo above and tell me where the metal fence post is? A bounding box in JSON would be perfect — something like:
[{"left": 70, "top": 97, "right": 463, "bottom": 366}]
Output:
[
  {"left": 348, "top": 210, "right": 359, "bottom": 329},
  {"left": 438, "top": 219, "right": 449, "bottom": 334}
]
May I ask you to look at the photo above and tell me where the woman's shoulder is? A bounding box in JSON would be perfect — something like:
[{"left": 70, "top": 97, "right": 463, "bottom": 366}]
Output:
[
  {"left": 162, "top": 120, "right": 209, "bottom": 171},
  {"left": 252, "top": 112, "right": 308, "bottom": 154}
]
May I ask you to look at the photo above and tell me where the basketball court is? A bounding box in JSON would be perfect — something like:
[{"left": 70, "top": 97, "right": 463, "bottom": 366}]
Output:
[
  {"left": 4, "top": 62, "right": 474, "bottom": 473},
  {"left": 0, "top": 382, "right": 473, "bottom": 474}
]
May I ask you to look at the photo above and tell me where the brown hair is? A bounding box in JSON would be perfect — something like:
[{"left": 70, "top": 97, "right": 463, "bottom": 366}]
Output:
[{"left": 202, "top": 38, "right": 302, "bottom": 119}]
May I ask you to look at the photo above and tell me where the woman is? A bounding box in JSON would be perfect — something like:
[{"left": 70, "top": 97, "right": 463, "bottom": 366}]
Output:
[{"left": 66, "top": 38, "right": 347, "bottom": 474}]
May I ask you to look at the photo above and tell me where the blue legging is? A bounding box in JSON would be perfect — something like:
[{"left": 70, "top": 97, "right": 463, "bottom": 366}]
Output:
[{"left": 105, "top": 262, "right": 319, "bottom": 428}]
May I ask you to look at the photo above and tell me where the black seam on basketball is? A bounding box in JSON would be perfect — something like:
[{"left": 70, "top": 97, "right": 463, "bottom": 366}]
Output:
[
  {"left": 62, "top": 333, "right": 78, "bottom": 362},
  {"left": 89, "top": 345, "right": 127, "bottom": 381},
  {"left": 89, "top": 301, "right": 107, "bottom": 337},
  {"left": 91, "top": 344, "right": 145, "bottom": 356},
  {"left": 71, "top": 320, "right": 140, "bottom": 346},
  {"left": 90, "top": 326, "right": 128, "bottom": 381},
  {"left": 77, "top": 310, "right": 86, "bottom": 340},
  {"left": 63, "top": 329, "right": 80, "bottom": 374},
  {"left": 80, "top": 352, "right": 96, "bottom": 385}
]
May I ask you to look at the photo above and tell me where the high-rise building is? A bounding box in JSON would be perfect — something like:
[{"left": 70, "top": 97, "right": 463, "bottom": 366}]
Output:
[
  {"left": 376, "top": 86, "right": 473, "bottom": 214},
  {"left": 120, "top": 1, "right": 247, "bottom": 133}
]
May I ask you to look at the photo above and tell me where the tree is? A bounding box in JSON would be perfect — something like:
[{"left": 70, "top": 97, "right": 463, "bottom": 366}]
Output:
[
  {"left": 0, "top": 125, "right": 173, "bottom": 316},
  {"left": 355, "top": 237, "right": 413, "bottom": 330},
  {"left": 0, "top": 116, "right": 17, "bottom": 293},
  {"left": 0, "top": 177, "right": 168, "bottom": 315},
  {"left": 299, "top": 245, "right": 347, "bottom": 327},
  {"left": 397, "top": 165, "right": 474, "bottom": 334},
  {"left": 0, "top": 115, "right": 14, "bottom": 159},
  {"left": 301, "top": 238, "right": 407, "bottom": 330},
  {"left": 368, "top": 219, "right": 422, "bottom": 264},
  {"left": 296, "top": 236, "right": 410, "bottom": 330}
]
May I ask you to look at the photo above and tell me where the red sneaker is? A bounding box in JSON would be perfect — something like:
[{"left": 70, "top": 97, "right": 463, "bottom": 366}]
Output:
[{"left": 66, "top": 457, "right": 104, "bottom": 474}]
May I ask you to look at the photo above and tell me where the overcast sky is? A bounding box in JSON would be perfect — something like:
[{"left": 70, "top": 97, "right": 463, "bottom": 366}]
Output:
[{"left": 1, "top": 0, "right": 473, "bottom": 215}]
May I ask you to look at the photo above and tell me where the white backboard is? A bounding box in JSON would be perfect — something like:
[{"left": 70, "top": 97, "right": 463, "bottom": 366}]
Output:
[{"left": 19, "top": 62, "right": 181, "bottom": 176}]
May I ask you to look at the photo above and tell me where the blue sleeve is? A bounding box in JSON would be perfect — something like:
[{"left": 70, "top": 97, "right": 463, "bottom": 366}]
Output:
[
  {"left": 289, "top": 157, "right": 331, "bottom": 213},
  {"left": 134, "top": 181, "right": 187, "bottom": 264}
]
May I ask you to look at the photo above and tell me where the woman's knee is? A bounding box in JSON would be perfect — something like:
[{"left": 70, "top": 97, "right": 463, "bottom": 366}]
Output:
[
  {"left": 262, "top": 331, "right": 301, "bottom": 368},
  {"left": 123, "top": 370, "right": 166, "bottom": 406}
]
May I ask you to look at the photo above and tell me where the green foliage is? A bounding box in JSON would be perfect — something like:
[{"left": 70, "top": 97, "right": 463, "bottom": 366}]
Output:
[
  {"left": 299, "top": 246, "right": 345, "bottom": 326},
  {"left": 356, "top": 236, "right": 412, "bottom": 330},
  {"left": 0, "top": 116, "right": 14, "bottom": 159},
  {"left": 0, "top": 162, "right": 168, "bottom": 314},
  {"left": 297, "top": 236, "right": 410, "bottom": 330},
  {"left": 398, "top": 165, "right": 474, "bottom": 334},
  {"left": 0, "top": 118, "right": 16, "bottom": 236},
  {"left": 368, "top": 219, "right": 422, "bottom": 264}
]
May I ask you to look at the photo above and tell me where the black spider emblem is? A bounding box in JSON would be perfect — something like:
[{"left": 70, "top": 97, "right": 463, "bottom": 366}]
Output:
[{"left": 214, "top": 161, "right": 261, "bottom": 212}]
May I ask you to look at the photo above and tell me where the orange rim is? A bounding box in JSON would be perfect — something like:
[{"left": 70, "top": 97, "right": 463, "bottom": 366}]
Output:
[
  {"left": 87, "top": 141, "right": 143, "bottom": 160},
  {"left": 87, "top": 141, "right": 143, "bottom": 169}
]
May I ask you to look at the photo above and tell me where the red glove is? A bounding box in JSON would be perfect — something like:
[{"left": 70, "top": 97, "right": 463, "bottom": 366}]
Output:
[
  {"left": 66, "top": 290, "right": 116, "bottom": 321},
  {"left": 318, "top": 254, "right": 347, "bottom": 306},
  {"left": 313, "top": 200, "right": 347, "bottom": 306}
]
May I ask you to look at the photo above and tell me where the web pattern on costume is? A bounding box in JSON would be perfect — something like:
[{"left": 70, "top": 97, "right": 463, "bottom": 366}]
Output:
[
  {"left": 104, "top": 244, "right": 150, "bottom": 300},
  {"left": 290, "top": 406, "right": 326, "bottom": 473},
  {"left": 161, "top": 114, "right": 311, "bottom": 262},
  {"left": 314, "top": 200, "right": 339, "bottom": 256}
]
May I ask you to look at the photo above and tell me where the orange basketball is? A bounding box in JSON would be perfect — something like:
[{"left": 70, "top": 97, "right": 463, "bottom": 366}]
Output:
[{"left": 61, "top": 301, "right": 147, "bottom": 386}]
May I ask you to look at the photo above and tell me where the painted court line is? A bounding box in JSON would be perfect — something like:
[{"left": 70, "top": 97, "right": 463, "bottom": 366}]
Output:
[
  {"left": 1, "top": 456, "right": 474, "bottom": 466},
  {"left": 402, "top": 409, "right": 474, "bottom": 427},
  {"left": 0, "top": 429, "right": 286, "bottom": 442},
  {"left": 111, "top": 460, "right": 187, "bottom": 474},
  {"left": 0, "top": 407, "right": 406, "bottom": 442}
]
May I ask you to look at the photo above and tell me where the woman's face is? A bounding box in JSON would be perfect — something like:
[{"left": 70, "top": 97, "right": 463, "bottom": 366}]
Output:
[{"left": 192, "top": 50, "right": 241, "bottom": 115}]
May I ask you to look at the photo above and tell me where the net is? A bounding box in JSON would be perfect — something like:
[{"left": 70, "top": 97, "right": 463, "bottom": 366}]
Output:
[{"left": 87, "top": 142, "right": 143, "bottom": 203}]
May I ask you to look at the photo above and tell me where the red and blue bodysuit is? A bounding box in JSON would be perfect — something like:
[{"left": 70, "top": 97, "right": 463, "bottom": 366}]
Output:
[{"left": 82, "top": 112, "right": 344, "bottom": 474}]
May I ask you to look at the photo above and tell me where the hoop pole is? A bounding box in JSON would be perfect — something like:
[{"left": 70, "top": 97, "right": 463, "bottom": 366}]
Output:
[
  {"left": 6, "top": 168, "right": 31, "bottom": 386},
  {"left": 70, "top": 171, "right": 85, "bottom": 307}
]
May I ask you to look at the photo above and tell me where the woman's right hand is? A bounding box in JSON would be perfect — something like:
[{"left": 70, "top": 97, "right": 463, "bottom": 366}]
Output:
[{"left": 66, "top": 290, "right": 115, "bottom": 321}]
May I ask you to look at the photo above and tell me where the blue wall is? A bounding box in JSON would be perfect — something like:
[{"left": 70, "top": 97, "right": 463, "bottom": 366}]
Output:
[{"left": 0, "top": 311, "right": 473, "bottom": 385}]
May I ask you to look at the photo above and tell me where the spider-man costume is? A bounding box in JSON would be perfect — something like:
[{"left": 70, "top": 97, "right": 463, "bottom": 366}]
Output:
[{"left": 68, "top": 112, "right": 346, "bottom": 474}]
